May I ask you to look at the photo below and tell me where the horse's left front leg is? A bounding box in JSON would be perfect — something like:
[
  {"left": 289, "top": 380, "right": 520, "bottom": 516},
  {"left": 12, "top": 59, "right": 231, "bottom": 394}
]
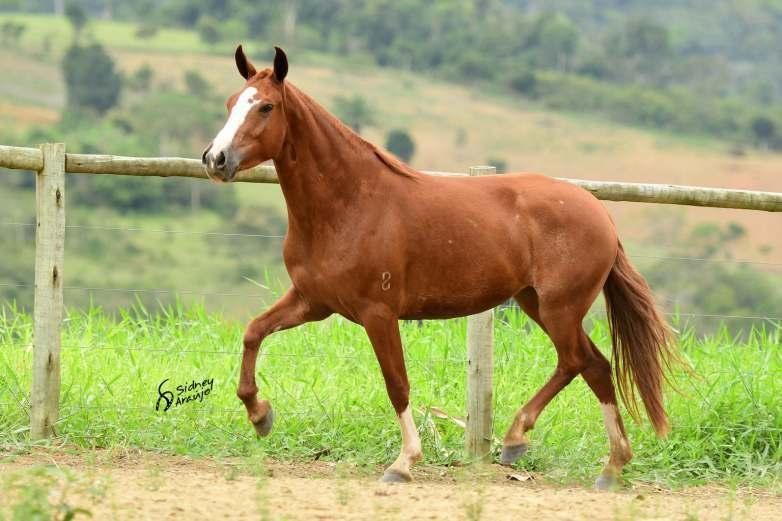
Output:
[
  {"left": 239, "top": 287, "right": 329, "bottom": 437},
  {"left": 362, "top": 308, "right": 421, "bottom": 483}
]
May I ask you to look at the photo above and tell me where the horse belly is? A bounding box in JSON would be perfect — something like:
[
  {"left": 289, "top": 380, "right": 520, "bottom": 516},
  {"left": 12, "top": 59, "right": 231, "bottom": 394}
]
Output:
[{"left": 400, "top": 241, "right": 528, "bottom": 319}]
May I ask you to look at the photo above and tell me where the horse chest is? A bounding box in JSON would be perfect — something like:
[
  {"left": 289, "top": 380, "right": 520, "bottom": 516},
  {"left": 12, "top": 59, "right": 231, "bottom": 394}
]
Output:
[{"left": 283, "top": 246, "right": 355, "bottom": 298}]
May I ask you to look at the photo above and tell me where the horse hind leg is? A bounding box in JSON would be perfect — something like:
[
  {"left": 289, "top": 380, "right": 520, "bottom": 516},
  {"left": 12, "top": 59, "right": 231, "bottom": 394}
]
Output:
[
  {"left": 580, "top": 333, "right": 633, "bottom": 489},
  {"left": 501, "top": 290, "right": 589, "bottom": 465}
]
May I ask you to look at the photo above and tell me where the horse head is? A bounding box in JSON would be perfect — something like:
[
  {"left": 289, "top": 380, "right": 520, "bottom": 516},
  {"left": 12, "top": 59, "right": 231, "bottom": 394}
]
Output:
[{"left": 202, "top": 45, "right": 288, "bottom": 182}]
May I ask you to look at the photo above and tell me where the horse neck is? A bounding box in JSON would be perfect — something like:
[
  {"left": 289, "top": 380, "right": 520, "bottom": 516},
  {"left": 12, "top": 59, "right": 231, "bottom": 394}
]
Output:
[{"left": 272, "top": 84, "right": 413, "bottom": 233}]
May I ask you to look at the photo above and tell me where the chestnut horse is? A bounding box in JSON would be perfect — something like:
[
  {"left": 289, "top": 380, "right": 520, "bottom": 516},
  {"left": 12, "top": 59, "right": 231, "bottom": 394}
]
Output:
[{"left": 202, "top": 46, "right": 678, "bottom": 488}]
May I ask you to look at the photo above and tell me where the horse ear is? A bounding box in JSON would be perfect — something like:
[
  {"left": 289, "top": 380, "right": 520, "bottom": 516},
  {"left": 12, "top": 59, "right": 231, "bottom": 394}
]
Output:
[
  {"left": 273, "top": 46, "right": 288, "bottom": 83},
  {"left": 235, "top": 45, "right": 257, "bottom": 80}
]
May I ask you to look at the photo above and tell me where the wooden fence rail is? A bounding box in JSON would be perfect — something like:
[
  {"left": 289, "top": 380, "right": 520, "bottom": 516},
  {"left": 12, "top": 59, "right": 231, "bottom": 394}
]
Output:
[
  {"left": 2, "top": 142, "right": 781, "bottom": 459},
  {"left": 4, "top": 144, "right": 782, "bottom": 211}
]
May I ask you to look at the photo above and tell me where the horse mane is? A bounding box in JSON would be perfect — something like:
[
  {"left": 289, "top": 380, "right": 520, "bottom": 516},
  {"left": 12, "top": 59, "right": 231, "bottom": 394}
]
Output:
[{"left": 282, "top": 78, "right": 421, "bottom": 181}]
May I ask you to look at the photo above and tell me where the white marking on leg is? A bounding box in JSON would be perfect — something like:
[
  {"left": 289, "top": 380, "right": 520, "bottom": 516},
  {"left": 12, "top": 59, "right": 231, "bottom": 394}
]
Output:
[
  {"left": 211, "top": 87, "right": 259, "bottom": 157},
  {"left": 600, "top": 402, "right": 632, "bottom": 474},
  {"left": 387, "top": 406, "right": 422, "bottom": 478},
  {"left": 600, "top": 403, "right": 622, "bottom": 445},
  {"left": 504, "top": 410, "right": 530, "bottom": 447}
]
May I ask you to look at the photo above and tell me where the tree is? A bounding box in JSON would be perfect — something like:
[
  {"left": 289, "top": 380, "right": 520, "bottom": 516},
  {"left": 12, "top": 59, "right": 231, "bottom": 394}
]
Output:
[
  {"left": 128, "top": 63, "right": 154, "bottom": 92},
  {"left": 64, "top": 2, "right": 87, "bottom": 39},
  {"left": 528, "top": 13, "right": 579, "bottom": 71},
  {"left": 184, "top": 70, "right": 211, "bottom": 98},
  {"left": 607, "top": 16, "right": 672, "bottom": 86},
  {"left": 0, "top": 21, "right": 25, "bottom": 47},
  {"left": 487, "top": 158, "right": 507, "bottom": 174},
  {"left": 333, "top": 94, "right": 375, "bottom": 134},
  {"left": 509, "top": 70, "right": 537, "bottom": 97},
  {"left": 751, "top": 116, "right": 776, "bottom": 148},
  {"left": 385, "top": 129, "right": 415, "bottom": 162},
  {"left": 62, "top": 43, "right": 123, "bottom": 114},
  {"left": 135, "top": 23, "right": 158, "bottom": 40},
  {"left": 197, "top": 16, "right": 221, "bottom": 46}
]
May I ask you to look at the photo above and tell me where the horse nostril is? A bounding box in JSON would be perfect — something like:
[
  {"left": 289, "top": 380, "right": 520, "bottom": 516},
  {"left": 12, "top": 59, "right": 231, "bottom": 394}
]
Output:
[
  {"left": 201, "top": 144, "right": 212, "bottom": 165},
  {"left": 216, "top": 151, "right": 226, "bottom": 169}
]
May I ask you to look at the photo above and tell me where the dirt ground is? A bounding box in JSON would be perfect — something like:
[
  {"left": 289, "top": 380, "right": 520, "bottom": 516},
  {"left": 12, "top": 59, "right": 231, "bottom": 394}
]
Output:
[{"left": 1, "top": 448, "right": 780, "bottom": 521}]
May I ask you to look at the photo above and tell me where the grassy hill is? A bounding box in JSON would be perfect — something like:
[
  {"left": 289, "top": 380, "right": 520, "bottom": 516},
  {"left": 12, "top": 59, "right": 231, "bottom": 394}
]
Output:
[{"left": 1, "top": 14, "right": 781, "bottom": 321}]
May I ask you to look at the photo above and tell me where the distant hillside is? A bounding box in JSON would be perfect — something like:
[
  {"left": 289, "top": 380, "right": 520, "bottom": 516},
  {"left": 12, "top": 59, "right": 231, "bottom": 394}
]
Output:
[
  {"left": 515, "top": 0, "right": 782, "bottom": 94},
  {"left": 3, "top": 1, "right": 782, "bottom": 146},
  {"left": 1, "top": 13, "right": 781, "bottom": 322}
]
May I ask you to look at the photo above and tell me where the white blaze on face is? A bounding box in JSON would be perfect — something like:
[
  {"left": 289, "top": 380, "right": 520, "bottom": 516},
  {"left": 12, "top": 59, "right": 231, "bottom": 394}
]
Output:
[{"left": 211, "top": 87, "right": 260, "bottom": 156}]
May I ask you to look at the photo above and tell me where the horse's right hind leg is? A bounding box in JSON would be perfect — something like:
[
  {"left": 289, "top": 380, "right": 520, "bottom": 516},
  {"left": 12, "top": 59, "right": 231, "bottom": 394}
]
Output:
[{"left": 581, "top": 335, "right": 633, "bottom": 489}]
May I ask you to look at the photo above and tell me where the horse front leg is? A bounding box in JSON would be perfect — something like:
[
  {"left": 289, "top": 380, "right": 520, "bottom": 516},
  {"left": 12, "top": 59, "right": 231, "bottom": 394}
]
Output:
[
  {"left": 362, "top": 308, "right": 421, "bottom": 482},
  {"left": 238, "top": 287, "right": 329, "bottom": 437}
]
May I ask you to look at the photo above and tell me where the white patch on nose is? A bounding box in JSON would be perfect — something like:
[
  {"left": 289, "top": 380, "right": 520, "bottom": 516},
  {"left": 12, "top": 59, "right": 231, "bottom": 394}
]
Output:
[{"left": 211, "top": 87, "right": 260, "bottom": 156}]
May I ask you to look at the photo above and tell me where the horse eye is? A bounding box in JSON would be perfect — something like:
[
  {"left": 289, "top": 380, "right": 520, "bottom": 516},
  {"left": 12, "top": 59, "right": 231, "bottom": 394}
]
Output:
[{"left": 260, "top": 104, "right": 273, "bottom": 114}]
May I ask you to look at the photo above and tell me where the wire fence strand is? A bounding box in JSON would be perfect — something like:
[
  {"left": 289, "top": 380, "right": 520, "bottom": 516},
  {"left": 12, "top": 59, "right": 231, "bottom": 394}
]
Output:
[
  {"left": 2, "top": 278, "right": 781, "bottom": 323},
  {"left": 0, "top": 221, "right": 285, "bottom": 239},
  {"left": 4, "top": 220, "right": 782, "bottom": 267}
]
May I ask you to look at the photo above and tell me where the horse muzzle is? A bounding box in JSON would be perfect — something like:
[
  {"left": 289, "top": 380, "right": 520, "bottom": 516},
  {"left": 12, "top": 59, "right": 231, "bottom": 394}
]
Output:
[{"left": 202, "top": 143, "right": 239, "bottom": 182}]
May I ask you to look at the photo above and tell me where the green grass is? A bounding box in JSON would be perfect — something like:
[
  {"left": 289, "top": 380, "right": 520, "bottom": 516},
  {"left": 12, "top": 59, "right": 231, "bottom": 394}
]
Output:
[
  {"left": 0, "top": 178, "right": 287, "bottom": 317},
  {"left": 1, "top": 303, "right": 779, "bottom": 489},
  {"left": 1, "top": 13, "right": 238, "bottom": 57}
]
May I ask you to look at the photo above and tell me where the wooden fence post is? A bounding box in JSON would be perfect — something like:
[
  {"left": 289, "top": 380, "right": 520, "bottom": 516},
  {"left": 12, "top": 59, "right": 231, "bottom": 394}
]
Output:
[
  {"left": 465, "top": 165, "right": 496, "bottom": 462},
  {"left": 30, "top": 143, "right": 66, "bottom": 440}
]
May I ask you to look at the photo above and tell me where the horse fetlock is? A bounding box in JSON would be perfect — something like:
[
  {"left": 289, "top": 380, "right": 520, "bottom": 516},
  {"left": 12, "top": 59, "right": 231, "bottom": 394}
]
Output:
[
  {"left": 608, "top": 445, "right": 633, "bottom": 474},
  {"left": 615, "top": 443, "right": 633, "bottom": 466},
  {"left": 246, "top": 398, "right": 272, "bottom": 422},
  {"left": 503, "top": 418, "right": 531, "bottom": 448},
  {"left": 408, "top": 447, "right": 423, "bottom": 464}
]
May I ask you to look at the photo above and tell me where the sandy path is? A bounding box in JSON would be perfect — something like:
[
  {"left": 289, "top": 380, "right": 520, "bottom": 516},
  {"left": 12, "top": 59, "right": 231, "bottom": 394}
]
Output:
[{"left": 1, "top": 448, "right": 779, "bottom": 521}]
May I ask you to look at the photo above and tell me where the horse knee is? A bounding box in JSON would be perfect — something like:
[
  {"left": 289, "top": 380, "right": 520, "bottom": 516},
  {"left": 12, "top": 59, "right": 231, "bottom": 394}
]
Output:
[{"left": 242, "top": 322, "right": 268, "bottom": 351}]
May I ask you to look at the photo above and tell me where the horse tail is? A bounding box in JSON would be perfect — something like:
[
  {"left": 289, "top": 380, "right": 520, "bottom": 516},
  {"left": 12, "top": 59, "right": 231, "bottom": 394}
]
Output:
[{"left": 603, "top": 242, "right": 677, "bottom": 437}]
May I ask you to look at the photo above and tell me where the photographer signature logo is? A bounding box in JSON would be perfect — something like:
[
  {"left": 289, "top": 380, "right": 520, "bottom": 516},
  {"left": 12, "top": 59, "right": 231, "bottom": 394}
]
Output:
[{"left": 155, "top": 377, "right": 215, "bottom": 412}]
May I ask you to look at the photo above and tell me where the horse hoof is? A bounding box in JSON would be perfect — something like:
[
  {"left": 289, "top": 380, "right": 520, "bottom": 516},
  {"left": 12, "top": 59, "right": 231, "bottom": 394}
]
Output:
[
  {"left": 252, "top": 408, "right": 275, "bottom": 438},
  {"left": 594, "top": 475, "right": 620, "bottom": 491},
  {"left": 380, "top": 469, "right": 412, "bottom": 483},
  {"left": 500, "top": 444, "right": 528, "bottom": 466}
]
